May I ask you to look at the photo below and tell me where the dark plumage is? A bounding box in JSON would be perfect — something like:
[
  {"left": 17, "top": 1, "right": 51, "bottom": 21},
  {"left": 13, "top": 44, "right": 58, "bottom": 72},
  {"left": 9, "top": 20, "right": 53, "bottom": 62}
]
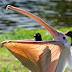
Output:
[
  {"left": 65, "top": 31, "right": 72, "bottom": 46},
  {"left": 33, "top": 33, "right": 42, "bottom": 41}
]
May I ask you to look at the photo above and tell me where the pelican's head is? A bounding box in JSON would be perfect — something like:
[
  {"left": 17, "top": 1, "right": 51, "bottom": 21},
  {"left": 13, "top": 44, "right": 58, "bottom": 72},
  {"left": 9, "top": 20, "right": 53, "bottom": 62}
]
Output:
[
  {"left": 6, "top": 5, "right": 70, "bottom": 49},
  {"left": 52, "top": 30, "right": 70, "bottom": 49}
]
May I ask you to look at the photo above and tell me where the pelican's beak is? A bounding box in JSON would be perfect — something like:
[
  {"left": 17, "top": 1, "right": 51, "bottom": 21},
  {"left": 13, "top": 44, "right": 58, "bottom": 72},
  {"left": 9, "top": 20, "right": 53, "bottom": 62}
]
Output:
[{"left": 6, "top": 5, "right": 58, "bottom": 38}]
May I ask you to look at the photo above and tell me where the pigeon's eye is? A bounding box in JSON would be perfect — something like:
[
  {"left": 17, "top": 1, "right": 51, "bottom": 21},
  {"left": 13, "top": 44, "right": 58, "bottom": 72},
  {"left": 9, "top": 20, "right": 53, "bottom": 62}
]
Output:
[{"left": 63, "top": 37, "right": 65, "bottom": 40}]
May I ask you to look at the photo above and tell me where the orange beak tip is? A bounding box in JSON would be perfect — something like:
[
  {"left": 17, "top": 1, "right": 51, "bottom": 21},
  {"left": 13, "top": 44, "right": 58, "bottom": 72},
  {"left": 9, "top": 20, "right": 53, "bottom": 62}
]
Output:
[{"left": 6, "top": 5, "right": 11, "bottom": 10}]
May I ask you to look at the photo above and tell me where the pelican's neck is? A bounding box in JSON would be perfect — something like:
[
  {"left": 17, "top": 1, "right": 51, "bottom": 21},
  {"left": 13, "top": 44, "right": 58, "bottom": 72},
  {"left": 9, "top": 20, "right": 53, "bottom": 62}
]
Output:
[{"left": 55, "top": 47, "right": 70, "bottom": 72}]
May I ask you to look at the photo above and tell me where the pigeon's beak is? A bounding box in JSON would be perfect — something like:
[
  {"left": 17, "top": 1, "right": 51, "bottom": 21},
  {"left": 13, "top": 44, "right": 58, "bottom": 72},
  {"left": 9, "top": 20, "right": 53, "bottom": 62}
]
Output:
[
  {"left": 33, "top": 34, "right": 36, "bottom": 37},
  {"left": 6, "top": 5, "right": 58, "bottom": 38},
  {"left": 65, "top": 32, "right": 68, "bottom": 36}
]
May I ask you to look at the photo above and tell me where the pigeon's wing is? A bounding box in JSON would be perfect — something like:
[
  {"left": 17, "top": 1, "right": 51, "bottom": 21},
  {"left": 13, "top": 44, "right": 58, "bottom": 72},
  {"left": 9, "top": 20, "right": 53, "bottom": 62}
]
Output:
[{"left": 2, "top": 40, "right": 63, "bottom": 72}]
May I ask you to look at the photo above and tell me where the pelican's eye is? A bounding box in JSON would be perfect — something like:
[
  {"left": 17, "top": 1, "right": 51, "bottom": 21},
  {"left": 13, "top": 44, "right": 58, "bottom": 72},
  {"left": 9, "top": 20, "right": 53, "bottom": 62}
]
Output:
[{"left": 63, "top": 37, "right": 65, "bottom": 40}]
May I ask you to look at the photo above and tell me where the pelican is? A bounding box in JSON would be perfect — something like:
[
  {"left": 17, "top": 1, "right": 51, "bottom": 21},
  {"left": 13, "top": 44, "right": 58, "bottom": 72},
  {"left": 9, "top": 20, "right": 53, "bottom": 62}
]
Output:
[{"left": 1, "top": 5, "right": 72, "bottom": 72}]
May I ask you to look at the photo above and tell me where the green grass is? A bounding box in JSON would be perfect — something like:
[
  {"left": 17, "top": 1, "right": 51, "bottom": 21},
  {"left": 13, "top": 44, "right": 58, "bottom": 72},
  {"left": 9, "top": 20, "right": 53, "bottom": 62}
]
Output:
[{"left": 0, "top": 27, "right": 72, "bottom": 72}]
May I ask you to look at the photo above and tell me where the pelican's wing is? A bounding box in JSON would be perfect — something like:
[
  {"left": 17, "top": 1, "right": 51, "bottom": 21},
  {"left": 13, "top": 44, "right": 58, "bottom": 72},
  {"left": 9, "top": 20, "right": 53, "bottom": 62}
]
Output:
[{"left": 2, "top": 40, "right": 63, "bottom": 72}]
